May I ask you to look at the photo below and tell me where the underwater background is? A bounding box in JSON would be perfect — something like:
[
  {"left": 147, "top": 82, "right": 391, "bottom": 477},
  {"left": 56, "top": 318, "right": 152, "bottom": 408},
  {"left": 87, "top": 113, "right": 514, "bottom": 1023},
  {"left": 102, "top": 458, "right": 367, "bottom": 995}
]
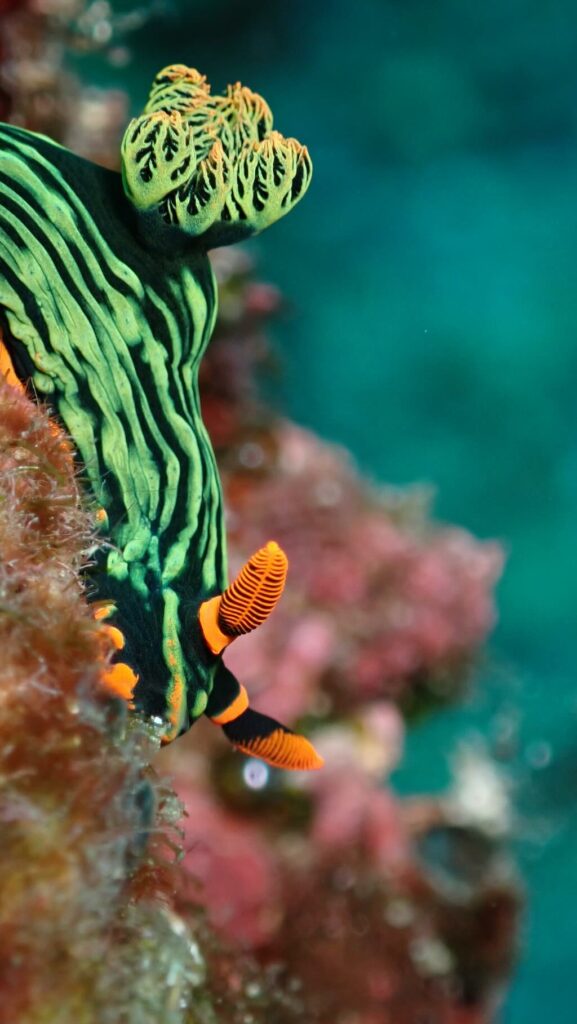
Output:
[{"left": 78, "top": 1, "right": 575, "bottom": 1020}]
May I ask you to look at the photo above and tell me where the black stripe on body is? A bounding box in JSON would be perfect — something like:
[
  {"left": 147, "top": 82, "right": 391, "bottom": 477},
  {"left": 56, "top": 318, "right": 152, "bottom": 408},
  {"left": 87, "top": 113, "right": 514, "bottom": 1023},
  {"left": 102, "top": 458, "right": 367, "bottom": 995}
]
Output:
[{"left": 0, "top": 122, "right": 227, "bottom": 725}]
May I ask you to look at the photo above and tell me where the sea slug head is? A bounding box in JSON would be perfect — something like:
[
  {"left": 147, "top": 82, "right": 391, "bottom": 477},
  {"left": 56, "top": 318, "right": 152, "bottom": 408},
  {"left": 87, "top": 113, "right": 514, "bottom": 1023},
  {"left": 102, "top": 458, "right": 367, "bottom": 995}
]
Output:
[{"left": 121, "top": 64, "right": 312, "bottom": 249}]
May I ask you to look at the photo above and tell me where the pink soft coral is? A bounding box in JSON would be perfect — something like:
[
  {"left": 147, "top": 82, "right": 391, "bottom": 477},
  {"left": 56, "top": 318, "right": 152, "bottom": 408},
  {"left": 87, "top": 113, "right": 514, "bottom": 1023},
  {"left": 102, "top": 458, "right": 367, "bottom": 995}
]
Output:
[{"left": 224, "top": 422, "right": 503, "bottom": 717}]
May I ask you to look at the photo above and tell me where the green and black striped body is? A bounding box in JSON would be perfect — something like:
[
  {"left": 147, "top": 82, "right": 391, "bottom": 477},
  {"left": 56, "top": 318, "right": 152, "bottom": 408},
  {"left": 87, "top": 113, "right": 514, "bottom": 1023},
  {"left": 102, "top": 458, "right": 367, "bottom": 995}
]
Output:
[
  {"left": 0, "top": 122, "right": 226, "bottom": 735},
  {"left": 0, "top": 64, "right": 314, "bottom": 748}
]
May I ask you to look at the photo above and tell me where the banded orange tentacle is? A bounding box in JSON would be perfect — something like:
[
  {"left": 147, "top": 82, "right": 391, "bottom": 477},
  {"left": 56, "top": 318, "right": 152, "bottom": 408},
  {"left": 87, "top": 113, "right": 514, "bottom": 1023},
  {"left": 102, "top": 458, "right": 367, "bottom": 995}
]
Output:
[{"left": 219, "top": 540, "right": 288, "bottom": 637}]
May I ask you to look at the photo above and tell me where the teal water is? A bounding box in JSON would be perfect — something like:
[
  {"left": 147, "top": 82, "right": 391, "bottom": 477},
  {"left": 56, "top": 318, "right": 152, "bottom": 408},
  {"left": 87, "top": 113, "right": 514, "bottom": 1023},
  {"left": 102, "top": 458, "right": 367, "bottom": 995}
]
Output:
[{"left": 87, "top": 1, "right": 577, "bottom": 1016}]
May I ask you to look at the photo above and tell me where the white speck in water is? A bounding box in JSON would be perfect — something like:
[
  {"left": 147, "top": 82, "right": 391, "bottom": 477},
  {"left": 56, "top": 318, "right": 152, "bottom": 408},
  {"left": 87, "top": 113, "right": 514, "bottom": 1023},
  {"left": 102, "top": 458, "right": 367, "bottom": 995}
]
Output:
[
  {"left": 445, "top": 739, "right": 511, "bottom": 838},
  {"left": 410, "top": 936, "right": 453, "bottom": 976},
  {"left": 245, "top": 981, "right": 262, "bottom": 999},
  {"left": 93, "top": 19, "right": 112, "bottom": 43},
  {"left": 314, "top": 478, "right": 343, "bottom": 507},
  {"left": 243, "top": 759, "right": 269, "bottom": 790}
]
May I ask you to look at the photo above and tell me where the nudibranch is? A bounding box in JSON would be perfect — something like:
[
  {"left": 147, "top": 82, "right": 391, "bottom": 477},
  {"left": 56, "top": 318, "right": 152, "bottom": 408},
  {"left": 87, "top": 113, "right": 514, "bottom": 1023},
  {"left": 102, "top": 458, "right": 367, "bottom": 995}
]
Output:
[{"left": 0, "top": 64, "right": 322, "bottom": 770}]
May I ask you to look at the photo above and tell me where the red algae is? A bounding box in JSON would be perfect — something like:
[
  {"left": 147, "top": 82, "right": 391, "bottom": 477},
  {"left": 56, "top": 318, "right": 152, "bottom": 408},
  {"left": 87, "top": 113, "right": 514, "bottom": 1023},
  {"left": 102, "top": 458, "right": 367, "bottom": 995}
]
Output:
[{"left": 0, "top": 384, "right": 214, "bottom": 1020}]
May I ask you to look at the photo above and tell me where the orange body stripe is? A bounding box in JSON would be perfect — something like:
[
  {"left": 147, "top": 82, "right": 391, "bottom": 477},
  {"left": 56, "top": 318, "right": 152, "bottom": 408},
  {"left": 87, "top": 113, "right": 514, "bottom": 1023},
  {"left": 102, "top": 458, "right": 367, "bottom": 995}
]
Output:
[
  {"left": 101, "top": 625, "right": 125, "bottom": 651},
  {"left": 233, "top": 730, "right": 324, "bottom": 771},
  {"left": 198, "top": 594, "right": 231, "bottom": 655},
  {"left": 100, "top": 661, "right": 138, "bottom": 703},
  {"left": 0, "top": 333, "right": 25, "bottom": 393},
  {"left": 162, "top": 673, "right": 186, "bottom": 744},
  {"left": 93, "top": 603, "right": 117, "bottom": 622},
  {"left": 95, "top": 507, "right": 109, "bottom": 529},
  {"left": 210, "top": 684, "right": 249, "bottom": 725}
]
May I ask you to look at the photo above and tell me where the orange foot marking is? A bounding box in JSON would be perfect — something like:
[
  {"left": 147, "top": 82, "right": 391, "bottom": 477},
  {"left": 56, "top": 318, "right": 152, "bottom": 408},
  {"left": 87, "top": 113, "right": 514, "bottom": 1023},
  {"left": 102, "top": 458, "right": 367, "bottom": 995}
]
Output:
[
  {"left": 100, "top": 661, "right": 138, "bottom": 706},
  {"left": 94, "top": 604, "right": 137, "bottom": 706}
]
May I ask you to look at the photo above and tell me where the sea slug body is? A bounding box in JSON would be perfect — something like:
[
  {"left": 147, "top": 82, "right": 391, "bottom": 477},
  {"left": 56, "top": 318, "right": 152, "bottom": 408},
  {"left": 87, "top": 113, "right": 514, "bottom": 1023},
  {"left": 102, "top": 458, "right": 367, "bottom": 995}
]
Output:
[{"left": 0, "top": 64, "right": 322, "bottom": 770}]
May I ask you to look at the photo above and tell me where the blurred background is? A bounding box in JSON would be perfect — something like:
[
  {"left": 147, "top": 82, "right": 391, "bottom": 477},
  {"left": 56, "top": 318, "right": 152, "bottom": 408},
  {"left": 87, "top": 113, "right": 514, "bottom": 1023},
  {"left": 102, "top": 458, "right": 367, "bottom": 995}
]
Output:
[{"left": 1, "top": 1, "right": 575, "bottom": 1021}]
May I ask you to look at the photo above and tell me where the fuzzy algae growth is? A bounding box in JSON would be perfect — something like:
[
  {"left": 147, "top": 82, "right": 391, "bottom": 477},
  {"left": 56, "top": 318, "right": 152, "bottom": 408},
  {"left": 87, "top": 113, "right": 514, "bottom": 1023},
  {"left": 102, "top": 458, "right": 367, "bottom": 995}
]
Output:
[{"left": 0, "top": 378, "right": 309, "bottom": 1023}]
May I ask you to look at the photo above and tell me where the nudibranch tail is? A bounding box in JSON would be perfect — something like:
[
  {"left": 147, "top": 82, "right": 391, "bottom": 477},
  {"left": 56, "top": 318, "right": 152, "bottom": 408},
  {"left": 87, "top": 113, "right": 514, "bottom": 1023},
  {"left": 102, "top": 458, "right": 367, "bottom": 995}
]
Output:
[
  {"left": 199, "top": 541, "right": 288, "bottom": 655},
  {"left": 222, "top": 707, "right": 324, "bottom": 772},
  {"left": 206, "top": 658, "right": 323, "bottom": 770}
]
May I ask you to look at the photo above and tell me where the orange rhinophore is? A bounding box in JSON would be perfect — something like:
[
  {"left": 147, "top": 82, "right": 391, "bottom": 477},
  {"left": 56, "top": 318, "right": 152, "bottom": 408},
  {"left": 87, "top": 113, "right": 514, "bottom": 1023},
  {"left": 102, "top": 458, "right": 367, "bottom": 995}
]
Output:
[
  {"left": 220, "top": 540, "right": 288, "bottom": 635},
  {"left": 199, "top": 540, "right": 288, "bottom": 655}
]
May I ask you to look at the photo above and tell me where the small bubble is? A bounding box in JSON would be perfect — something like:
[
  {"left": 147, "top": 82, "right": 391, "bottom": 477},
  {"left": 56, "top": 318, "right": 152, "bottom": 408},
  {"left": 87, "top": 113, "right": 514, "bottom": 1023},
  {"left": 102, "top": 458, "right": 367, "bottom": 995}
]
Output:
[
  {"left": 93, "top": 19, "right": 113, "bottom": 43},
  {"left": 108, "top": 46, "right": 132, "bottom": 67},
  {"left": 526, "top": 740, "right": 552, "bottom": 769},
  {"left": 239, "top": 442, "right": 265, "bottom": 469}
]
